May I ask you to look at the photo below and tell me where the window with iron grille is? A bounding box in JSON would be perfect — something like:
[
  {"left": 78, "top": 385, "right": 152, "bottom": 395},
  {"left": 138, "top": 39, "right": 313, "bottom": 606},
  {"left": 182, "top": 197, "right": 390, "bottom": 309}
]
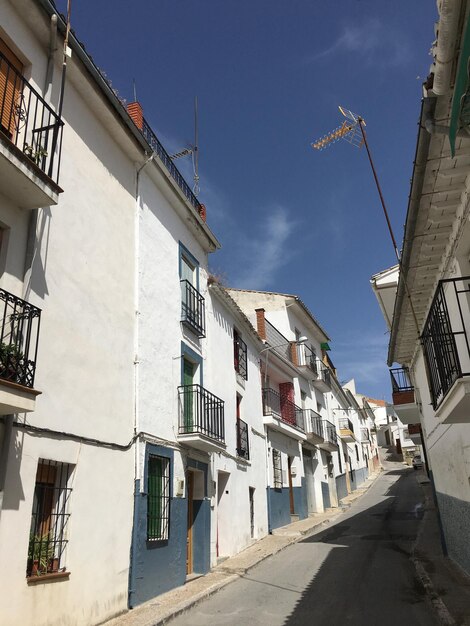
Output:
[
  {"left": 27, "top": 460, "right": 72, "bottom": 578},
  {"left": 233, "top": 328, "right": 248, "bottom": 380},
  {"left": 272, "top": 449, "right": 282, "bottom": 489},
  {"left": 147, "top": 455, "right": 170, "bottom": 541}
]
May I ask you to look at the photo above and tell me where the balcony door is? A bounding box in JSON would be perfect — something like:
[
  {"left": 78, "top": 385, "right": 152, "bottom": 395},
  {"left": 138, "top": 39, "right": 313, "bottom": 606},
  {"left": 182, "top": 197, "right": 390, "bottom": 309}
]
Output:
[
  {"left": 183, "top": 358, "right": 196, "bottom": 432},
  {"left": 0, "top": 38, "right": 23, "bottom": 140}
]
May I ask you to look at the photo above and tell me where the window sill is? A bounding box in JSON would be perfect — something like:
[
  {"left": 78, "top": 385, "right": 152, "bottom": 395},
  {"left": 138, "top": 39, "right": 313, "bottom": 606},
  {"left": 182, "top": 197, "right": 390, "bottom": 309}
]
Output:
[{"left": 27, "top": 571, "right": 70, "bottom": 585}]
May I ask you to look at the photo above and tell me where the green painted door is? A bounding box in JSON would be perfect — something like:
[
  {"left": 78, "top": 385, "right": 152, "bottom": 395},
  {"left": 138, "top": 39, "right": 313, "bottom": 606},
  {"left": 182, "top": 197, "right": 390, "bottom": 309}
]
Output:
[{"left": 183, "top": 359, "right": 195, "bottom": 432}]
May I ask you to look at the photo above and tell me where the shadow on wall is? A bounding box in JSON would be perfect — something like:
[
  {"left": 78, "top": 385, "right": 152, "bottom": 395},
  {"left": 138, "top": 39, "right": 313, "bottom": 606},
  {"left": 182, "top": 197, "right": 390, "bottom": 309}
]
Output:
[{"left": 2, "top": 427, "right": 26, "bottom": 511}]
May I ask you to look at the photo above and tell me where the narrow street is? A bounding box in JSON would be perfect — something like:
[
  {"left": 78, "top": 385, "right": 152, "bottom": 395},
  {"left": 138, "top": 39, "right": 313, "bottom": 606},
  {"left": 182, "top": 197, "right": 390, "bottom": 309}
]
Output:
[{"left": 170, "top": 462, "right": 437, "bottom": 626}]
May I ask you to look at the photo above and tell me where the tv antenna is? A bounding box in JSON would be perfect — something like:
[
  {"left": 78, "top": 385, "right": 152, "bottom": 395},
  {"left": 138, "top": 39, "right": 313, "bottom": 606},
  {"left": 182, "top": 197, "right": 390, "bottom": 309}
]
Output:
[{"left": 170, "top": 96, "right": 200, "bottom": 196}]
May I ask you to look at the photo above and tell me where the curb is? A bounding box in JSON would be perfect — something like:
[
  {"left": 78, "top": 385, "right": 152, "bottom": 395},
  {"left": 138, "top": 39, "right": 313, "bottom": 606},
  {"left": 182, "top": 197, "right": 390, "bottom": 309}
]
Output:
[{"left": 412, "top": 482, "right": 456, "bottom": 626}]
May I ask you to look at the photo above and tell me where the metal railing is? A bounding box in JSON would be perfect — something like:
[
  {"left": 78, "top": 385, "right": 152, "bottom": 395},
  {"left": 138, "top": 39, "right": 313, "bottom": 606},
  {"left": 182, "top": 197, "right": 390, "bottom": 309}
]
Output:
[
  {"left": 264, "top": 319, "right": 293, "bottom": 363},
  {"left": 390, "top": 367, "right": 413, "bottom": 393},
  {"left": 142, "top": 118, "right": 204, "bottom": 218},
  {"left": 262, "top": 387, "right": 304, "bottom": 431},
  {"left": 422, "top": 276, "right": 470, "bottom": 409},
  {"left": 177, "top": 384, "right": 225, "bottom": 443},
  {"left": 236, "top": 418, "right": 250, "bottom": 459},
  {"left": 304, "top": 409, "right": 323, "bottom": 439},
  {"left": 297, "top": 344, "right": 319, "bottom": 375},
  {"left": 0, "top": 289, "right": 41, "bottom": 389},
  {"left": 234, "top": 333, "right": 247, "bottom": 380},
  {"left": 339, "top": 417, "right": 354, "bottom": 432},
  {"left": 181, "top": 279, "right": 205, "bottom": 337},
  {"left": 0, "top": 53, "right": 63, "bottom": 184},
  {"left": 323, "top": 420, "right": 338, "bottom": 446},
  {"left": 320, "top": 365, "right": 331, "bottom": 387}
]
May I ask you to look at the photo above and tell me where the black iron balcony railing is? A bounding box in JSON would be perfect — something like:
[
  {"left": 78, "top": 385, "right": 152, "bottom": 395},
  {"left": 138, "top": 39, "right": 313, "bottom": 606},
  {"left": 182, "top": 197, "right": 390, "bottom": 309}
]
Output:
[
  {"left": 323, "top": 420, "right": 338, "bottom": 446},
  {"left": 297, "top": 344, "right": 319, "bottom": 375},
  {"left": 262, "top": 387, "right": 304, "bottom": 431},
  {"left": 142, "top": 118, "right": 204, "bottom": 218},
  {"left": 178, "top": 384, "right": 225, "bottom": 443},
  {"left": 304, "top": 409, "right": 323, "bottom": 439},
  {"left": 339, "top": 417, "right": 354, "bottom": 433},
  {"left": 264, "top": 319, "right": 293, "bottom": 363},
  {"left": 320, "top": 365, "right": 331, "bottom": 387},
  {"left": 0, "top": 53, "right": 63, "bottom": 184},
  {"left": 0, "top": 289, "right": 41, "bottom": 389},
  {"left": 390, "top": 367, "right": 414, "bottom": 393},
  {"left": 234, "top": 332, "right": 247, "bottom": 380},
  {"left": 422, "top": 276, "right": 470, "bottom": 409},
  {"left": 181, "top": 279, "right": 205, "bottom": 337},
  {"left": 236, "top": 418, "right": 250, "bottom": 459}
]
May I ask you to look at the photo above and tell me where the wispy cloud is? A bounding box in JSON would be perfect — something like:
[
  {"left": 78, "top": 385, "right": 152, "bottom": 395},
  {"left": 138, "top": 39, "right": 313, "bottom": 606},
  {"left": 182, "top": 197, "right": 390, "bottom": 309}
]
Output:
[
  {"left": 308, "top": 18, "right": 410, "bottom": 68},
  {"left": 333, "top": 330, "right": 390, "bottom": 393},
  {"left": 231, "top": 207, "right": 296, "bottom": 290}
]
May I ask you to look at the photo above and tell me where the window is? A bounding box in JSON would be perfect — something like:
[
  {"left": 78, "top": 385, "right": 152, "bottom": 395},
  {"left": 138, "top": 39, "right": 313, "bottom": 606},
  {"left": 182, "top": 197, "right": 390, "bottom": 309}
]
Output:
[
  {"left": 233, "top": 328, "right": 248, "bottom": 380},
  {"left": 147, "top": 454, "right": 170, "bottom": 541},
  {"left": 0, "top": 38, "right": 23, "bottom": 139},
  {"left": 355, "top": 445, "right": 359, "bottom": 462},
  {"left": 272, "top": 449, "right": 282, "bottom": 489},
  {"left": 27, "top": 460, "right": 72, "bottom": 578},
  {"left": 179, "top": 244, "right": 205, "bottom": 337}
]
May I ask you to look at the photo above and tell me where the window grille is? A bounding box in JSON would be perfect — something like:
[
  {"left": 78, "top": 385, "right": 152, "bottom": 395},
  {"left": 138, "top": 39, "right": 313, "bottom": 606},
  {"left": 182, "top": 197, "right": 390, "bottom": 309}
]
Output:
[
  {"left": 147, "top": 455, "right": 170, "bottom": 541},
  {"left": 272, "top": 449, "right": 282, "bottom": 489},
  {"left": 27, "top": 460, "right": 72, "bottom": 577},
  {"left": 234, "top": 329, "right": 248, "bottom": 380}
]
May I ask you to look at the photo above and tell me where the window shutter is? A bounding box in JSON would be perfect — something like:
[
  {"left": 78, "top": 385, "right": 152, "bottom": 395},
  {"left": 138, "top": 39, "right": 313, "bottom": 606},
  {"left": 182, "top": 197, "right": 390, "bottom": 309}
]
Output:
[{"left": 0, "top": 39, "right": 23, "bottom": 139}]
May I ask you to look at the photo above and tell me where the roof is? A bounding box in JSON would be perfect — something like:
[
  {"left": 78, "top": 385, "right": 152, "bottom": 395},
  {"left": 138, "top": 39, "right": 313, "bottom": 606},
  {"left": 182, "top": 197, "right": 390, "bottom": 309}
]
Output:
[
  {"left": 209, "top": 283, "right": 265, "bottom": 349},
  {"left": 227, "top": 288, "right": 330, "bottom": 342},
  {"left": 388, "top": 3, "right": 470, "bottom": 365}
]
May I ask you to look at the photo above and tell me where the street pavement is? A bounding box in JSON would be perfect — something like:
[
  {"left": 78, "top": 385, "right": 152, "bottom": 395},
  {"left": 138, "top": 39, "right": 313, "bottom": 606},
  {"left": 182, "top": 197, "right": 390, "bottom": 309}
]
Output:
[{"left": 170, "top": 462, "right": 437, "bottom": 626}]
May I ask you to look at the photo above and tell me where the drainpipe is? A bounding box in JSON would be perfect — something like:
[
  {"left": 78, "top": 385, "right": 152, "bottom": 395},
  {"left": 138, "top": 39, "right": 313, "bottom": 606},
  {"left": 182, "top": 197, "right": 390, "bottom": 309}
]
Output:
[{"left": 432, "top": 0, "right": 462, "bottom": 96}]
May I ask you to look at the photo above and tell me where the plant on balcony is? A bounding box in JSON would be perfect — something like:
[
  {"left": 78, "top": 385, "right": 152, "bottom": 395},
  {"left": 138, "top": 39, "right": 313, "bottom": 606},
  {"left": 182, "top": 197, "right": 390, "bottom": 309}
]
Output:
[
  {"left": 27, "top": 532, "right": 56, "bottom": 576},
  {"left": 23, "top": 142, "right": 48, "bottom": 166},
  {"left": 0, "top": 342, "right": 24, "bottom": 383}
]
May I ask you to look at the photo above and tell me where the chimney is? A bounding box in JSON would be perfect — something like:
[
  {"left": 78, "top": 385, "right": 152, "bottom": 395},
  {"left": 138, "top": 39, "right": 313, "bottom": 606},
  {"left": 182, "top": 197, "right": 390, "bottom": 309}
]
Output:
[
  {"left": 255, "top": 308, "right": 266, "bottom": 341},
  {"left": 127, "top": 101, "right": 143, "bottom": 131}
]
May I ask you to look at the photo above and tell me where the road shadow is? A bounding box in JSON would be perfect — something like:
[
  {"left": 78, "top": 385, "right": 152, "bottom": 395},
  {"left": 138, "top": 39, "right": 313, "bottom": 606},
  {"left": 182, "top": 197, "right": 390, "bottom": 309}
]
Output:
[{"left": 278, "top": 467, "right": 436, "bottom": 626}]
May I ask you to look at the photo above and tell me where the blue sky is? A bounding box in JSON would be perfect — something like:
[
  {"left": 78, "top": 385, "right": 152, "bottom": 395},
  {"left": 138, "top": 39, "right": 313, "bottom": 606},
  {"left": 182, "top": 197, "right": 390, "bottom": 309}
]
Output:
[{"left": 58, "top": 0, "right": 435, "bottom": 400}]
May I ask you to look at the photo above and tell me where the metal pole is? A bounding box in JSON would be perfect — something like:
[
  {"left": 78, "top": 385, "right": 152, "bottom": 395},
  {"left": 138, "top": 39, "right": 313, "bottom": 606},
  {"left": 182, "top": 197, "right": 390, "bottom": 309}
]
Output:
[{"left": 358, "top": 118, "right": 400, "bottom": 263}]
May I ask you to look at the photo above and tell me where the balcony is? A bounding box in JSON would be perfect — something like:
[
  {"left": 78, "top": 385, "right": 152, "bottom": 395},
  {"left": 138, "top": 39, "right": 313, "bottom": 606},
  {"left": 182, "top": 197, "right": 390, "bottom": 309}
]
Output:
[
  {"left": 177, "top": 384, "right": 225, "bottom": 452},
  {"left": 390, "top": 367, "right": 420, "bottom": 424},
  {"left": 0, "top": 289, "right": 41, "bottom": 414},
  {"left": 264, "top": 319, "right": 295, "bottom": 364},
  {"left": 297, "top": 344, "right": 319, "bottom": 379},
  {"left": 422, "top": 276, "right": 470, "bottom": 423},
  {"left": 262, "top": 387, "right": 305, "bottom": 439},
  {"left": 181, "top": 280, "right": 205, "bottom": 337},
  {"left": 0, "top": 53, "right": 63, "bottom": 208},
  {"left": 312, "top": 363, "right": 331, "bottom": 392},
  {"left": 338, "top": 417, "right": 355, "bottom": 442},
  {"left": 236, "top": 417, "right": 250, "bottom": 460},
  {"left": 318, "top": 420, "right": 338, "bottom": 451},
  {"left": 234, "top": 332, "right": 247, "bottom": 381},
  {"left": 304, "top": 409, "right": 324, "bottom": 445}
]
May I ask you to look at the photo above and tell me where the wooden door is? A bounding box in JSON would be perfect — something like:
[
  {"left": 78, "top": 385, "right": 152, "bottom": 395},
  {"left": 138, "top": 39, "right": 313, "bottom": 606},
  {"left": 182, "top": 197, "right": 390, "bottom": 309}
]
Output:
[
  {"left": 186, "top": 471, "right": 194, "bottom": 575},
  {"left": 287, "top": 457, "right": 295, "bottom": 515}
]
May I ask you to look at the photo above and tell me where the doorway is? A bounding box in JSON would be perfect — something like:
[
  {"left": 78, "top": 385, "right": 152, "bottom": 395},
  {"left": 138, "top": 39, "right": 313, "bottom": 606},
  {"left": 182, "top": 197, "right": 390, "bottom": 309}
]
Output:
[
  {"left": 186, "top": 471, "right": 194, "bottom": 575},
  {"left": 287, "top": 457, "right": 295, "bottom": 514},
  {"left": 249, "top": 487, "right": 255, "bottom": 539}
]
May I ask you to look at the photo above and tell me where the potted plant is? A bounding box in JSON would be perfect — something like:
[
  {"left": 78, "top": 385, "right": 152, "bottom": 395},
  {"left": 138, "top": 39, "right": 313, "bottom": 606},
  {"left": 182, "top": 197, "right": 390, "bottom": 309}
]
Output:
[
  {"left": 27, "top": 532, "right": 55, "bottom": 576},
  {"left": 0, "top": 342, "right": 24, "bottom": 383}
]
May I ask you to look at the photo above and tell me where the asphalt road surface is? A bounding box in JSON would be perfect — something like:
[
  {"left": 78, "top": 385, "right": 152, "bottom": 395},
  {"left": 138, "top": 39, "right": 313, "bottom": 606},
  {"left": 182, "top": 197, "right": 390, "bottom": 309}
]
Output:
[{"left": 170, "top": 462, "right": 437, "bottom": 626}]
